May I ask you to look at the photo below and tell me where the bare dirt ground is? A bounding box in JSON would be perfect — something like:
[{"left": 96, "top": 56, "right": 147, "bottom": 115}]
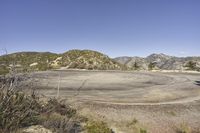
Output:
[{"left": 30, "top": 70, "right": 200, "bottom": 133}]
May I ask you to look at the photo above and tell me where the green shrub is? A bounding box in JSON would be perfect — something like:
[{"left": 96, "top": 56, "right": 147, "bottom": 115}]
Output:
[
  {"left": 185, "top": 61, "right": 200, "bottom": 71},
  {"left": 133, "top": 62, "right": 140, "bottom": 70},
  {"left": 0, "top": 66, "right": 9, "bottom": 75},
  {"left": 185, "top": 61, "right": 196, "bottom": 70},
  {"left": 85, "top": 121, "right": 113, "bottom": 133},
  {"left": 140, "top": 128, "right": 147, "bottom": 133},
  {"left": 148, "top": 62, "right": 156, "bottom": 70}
]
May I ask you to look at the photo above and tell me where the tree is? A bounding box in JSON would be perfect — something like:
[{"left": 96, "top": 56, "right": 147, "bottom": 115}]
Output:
[
  {"left": 148, "top": 62, "right": 156, "bottom": 70},
  {"left": 185, "top": 61, "right": 197, "bottom": 70},
  {"left": 133, "top": 62, "right": 140, "bottom": 70}
]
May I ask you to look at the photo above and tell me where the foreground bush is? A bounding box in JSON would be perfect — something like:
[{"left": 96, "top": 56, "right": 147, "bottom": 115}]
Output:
[
  {"left": 0, "top": 87, "right": 81, "bottom": 133},
  {"left": 41, "top": 98, "right": 76, "bottom": 118},
  {"left": 85, "top": 121, "right": 113, "bottom": 133},
  {"left": 39, "top": 99, "right": 81, "bottom": 133},
  {"left": 0, "top": 89, "right": 41, "bottom": 132}
]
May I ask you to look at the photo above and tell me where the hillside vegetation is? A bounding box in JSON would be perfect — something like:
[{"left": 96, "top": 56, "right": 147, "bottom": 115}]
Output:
[
  {"left": 1, "top": 50, "right": 199, "bottom": 74},
  {"left": 0, "top": 50, "right": 126, "bottom": 74},
  {"left": 61, "top": 50, "right": 125, "bottom": 70},
  {"left": 114, "top": 53, "right": 200, "bottom": 71}
]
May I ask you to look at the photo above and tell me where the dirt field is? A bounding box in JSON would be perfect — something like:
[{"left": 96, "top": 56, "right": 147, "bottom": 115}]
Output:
[{"left": 30, "top": 70, "right": 200, "bottom": 133}]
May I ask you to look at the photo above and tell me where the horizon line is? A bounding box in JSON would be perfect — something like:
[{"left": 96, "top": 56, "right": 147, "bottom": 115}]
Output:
[{"left": 0, "top": 49, "right": 199, "bottom": 58}]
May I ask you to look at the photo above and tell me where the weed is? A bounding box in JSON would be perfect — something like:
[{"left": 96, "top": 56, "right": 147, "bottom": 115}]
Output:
[
  {"left": 168, "top": 111, "right": 177, "bottom": 116},
  {"left": 127, "top": 118, "right": 147, "bottom": 133},
  {"left": 140, "top": 128, "right": 147, "bottom": 133},
  {"left": 176, "top": 123, "right": 191, "bottom": 133},
  {"left": 85, "top": 121, "right": 113, "bottom": 133}
]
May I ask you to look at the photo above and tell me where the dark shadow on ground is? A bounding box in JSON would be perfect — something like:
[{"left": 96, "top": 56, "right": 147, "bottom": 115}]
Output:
[{"left": 195, "top": 81, "right": 200, "bottom": 86}]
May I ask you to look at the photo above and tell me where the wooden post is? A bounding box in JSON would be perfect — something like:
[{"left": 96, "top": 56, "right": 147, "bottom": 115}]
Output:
[{"left": 57, "top": 72, "right": 61, "bottom": 99}]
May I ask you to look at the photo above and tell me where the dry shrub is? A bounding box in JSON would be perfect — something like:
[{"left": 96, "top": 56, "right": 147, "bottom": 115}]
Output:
[
  {"left": 0, "top": 87, "right": 81, "bottom": 133},
  {"left": 41, "top": 98, "right": 76, "bottom": 118},
  {"left": 0, "top": 89, "right": 41, "bottom": 132},
  {"left": 85, "top": 121, "right": 113, "bottom": 133},
  {"left": 176, "top": 123, "right": 191, "bottom": 133},
  {"left": 39, "top": 98, "right": 81, "bottom": 133},
  {"left": 127, "top": 118, "right": 147, "bottom": 133},
  {"left": 39, "top": 112, "right": 81, "bottom": 133}
]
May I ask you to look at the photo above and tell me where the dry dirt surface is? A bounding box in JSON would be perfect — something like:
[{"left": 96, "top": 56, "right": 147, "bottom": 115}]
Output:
[{"left": 30, "top": 70, "right": 200, "bottom": 133}]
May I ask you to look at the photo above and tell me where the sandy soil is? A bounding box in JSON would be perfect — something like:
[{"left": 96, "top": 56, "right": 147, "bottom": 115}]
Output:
[{"left": 30, "top": 70, "right": 200, "bottom": 133}]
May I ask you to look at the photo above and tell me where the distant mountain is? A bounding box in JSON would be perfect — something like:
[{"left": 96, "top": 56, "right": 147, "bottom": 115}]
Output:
[
  {"left": 114, "top": 53, "right": 200, "bottom": 71},
  {"left": 115, "top": 56, "right": 148, "bottom": 70},
  {"left": 0, "top": 50, "right": 126, "bottom": 74}
]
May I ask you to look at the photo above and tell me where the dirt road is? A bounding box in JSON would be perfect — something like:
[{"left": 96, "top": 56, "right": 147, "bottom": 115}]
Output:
[
  {"left": 32, "top": 70, "right": 200, "bottom": 105},
  {"left": 30, "top": 70, "right": 200, "bottom": 133}
]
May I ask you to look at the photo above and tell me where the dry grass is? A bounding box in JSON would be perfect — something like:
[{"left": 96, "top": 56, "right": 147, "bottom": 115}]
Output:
[
  {"left": 176, "top": 123, "right": 191, "bottom": 133},
  {"left": 0, "top": 89, "right": 41, "bottom": 132},
  {"left": 126, "top": 118, "right": 147, "bottom": 133}
]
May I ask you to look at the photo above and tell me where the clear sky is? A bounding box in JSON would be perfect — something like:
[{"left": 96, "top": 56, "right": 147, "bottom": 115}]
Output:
[{"left": 0, "top": 0, "right": 199, "bottom": 57}]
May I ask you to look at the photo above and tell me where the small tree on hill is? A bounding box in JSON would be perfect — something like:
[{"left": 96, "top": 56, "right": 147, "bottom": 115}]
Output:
[
  {"left": 133, "top": 62, "right": 140, "bottom": 70},
  {"left": 185, "top": 61, "right": 196, "bottom": 70},
  {"left": 148, "top": 62, "right": 156, "bottom": 70}
]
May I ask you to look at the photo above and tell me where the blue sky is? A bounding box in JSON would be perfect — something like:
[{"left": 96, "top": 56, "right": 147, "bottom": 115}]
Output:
[{"left": 0, "top": 0, "right": 199, "bottom": 57}]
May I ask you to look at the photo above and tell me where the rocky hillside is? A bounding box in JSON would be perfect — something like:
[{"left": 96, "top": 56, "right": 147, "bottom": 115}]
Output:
[
  {"left": 0, "top": 50, "right": 126, "bottom": 74},
  {"left": 59, "top": 50, "right": 126, "bottom": 70},
  {"left": 114, "top": 53, "right": 200, "bottom": 71}
]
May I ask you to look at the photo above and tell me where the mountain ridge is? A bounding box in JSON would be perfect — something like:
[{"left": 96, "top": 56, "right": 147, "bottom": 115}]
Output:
[
  {"left": 0, "top": 50, "right": 200, "bottom": 74},
  {"left": 0, "top": 49, "right": 127, "bottom": 74},
  {"left": 114, "top": 53, "right": 200, "bottom": 71}
]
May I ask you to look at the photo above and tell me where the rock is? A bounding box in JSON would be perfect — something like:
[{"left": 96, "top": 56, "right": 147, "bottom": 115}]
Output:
[
  {"left": 30, "top": 62, "right": 38, "bottom": 67},
  {"left": 23, "top": 125, "right": 52, "bottom": 133}
]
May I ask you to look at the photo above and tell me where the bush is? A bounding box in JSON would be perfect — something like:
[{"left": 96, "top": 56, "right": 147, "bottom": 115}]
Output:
[
  {"left": 41, "top": 98, "right": 76, "bottom": 118},
  {"left": 0, "top": 66, "right": 9, "bottom": 75},
  {"left": 40, "top": 112, "right": 82, "bottom": 133},
  {"left": 127, "top": 118, "right": 138, "bottom": 126},
  {"left": 176, "top": 123, "right": 191, "bottom": 133},
  {"left": 127, "top": 118, "right": 147, "bottom": 133},
  {"left": 133, "top": 62, "right": 140, "bottom": 70},
  {"left": 185, "top": 61, "right": 196, "bottom": 70},
  {"left": 140, "top": 128, "right": 147, "bottom": 133},
  {"left": 0, "top": 90, "right": 41, "bottom": 132},
  {"left": 148, "top": 62, "right": 156, "bottom": 70},
  {"left": 0, "top": 87, "right": 80, "bottom": 132},
  {"left": 85, "top": 121, "right": 113, "bottom": 133}
]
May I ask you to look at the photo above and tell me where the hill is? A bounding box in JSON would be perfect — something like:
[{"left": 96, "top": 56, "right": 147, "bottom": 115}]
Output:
[
  {"left": 0, "top": 50, "right": 126, "bottom": 74},
  {"left": 60, "top": 50, "right": 125, "bottom": 70}
]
